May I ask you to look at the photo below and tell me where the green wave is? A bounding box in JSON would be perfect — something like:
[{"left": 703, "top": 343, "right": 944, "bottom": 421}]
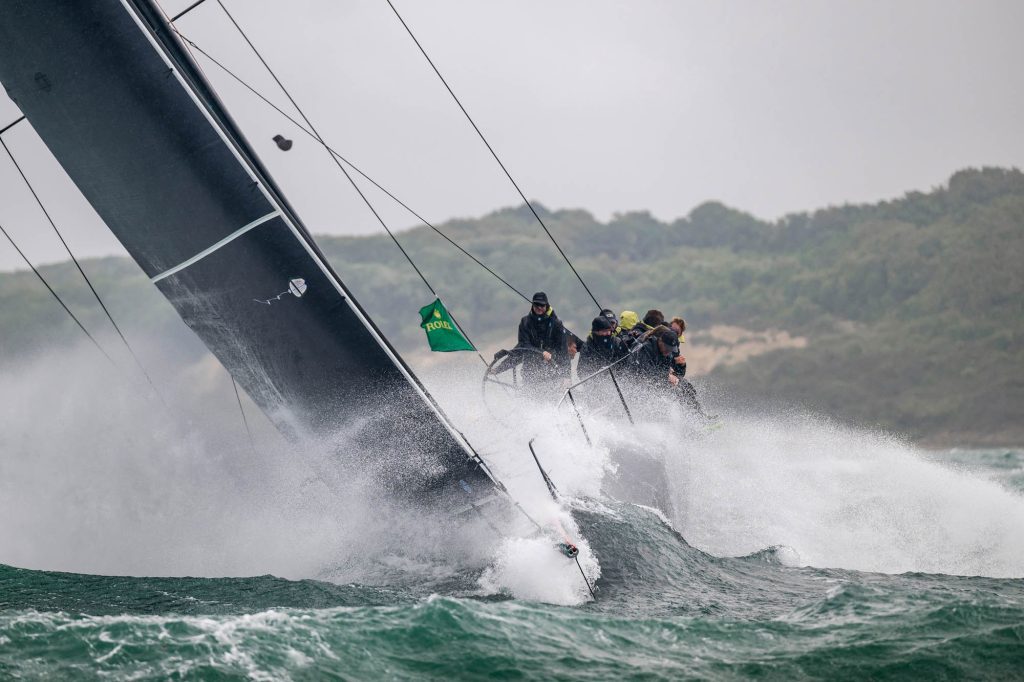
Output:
[{"left": 2, "top": 501, "right": 1023, "bottom": 679}]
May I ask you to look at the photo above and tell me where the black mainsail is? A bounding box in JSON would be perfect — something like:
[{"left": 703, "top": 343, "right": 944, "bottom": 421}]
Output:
[{"left": 0, "top": 0, "right": 497, "bottom": 507}]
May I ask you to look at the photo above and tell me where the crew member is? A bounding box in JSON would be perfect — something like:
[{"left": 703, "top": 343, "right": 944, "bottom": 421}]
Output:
[
  {"left": 669, "top": 316, "right": 688, "bottom": 374},
  {"left": 578, "top": 315, "right": 627, "bottom": 377},
  {"left": 641, "top": 309, "right": 665, "bottom": 330},
  {"left": 634, "top": 327, "right": 679, "bottom": 386},
  {"left": 634, "top": 328, "right": 708, "bottom": 418},
  {"left": 670, "top": 316, "right": 686, "bottom": 342},
  {"left": 617, "top": 310, "right": 642, "bottom": 349},
  {"left": 599, "top": 308, "right": 618, "bottom": 330},
  {"left": 515, "top": 292, "right": 573, "bottom": 387}
]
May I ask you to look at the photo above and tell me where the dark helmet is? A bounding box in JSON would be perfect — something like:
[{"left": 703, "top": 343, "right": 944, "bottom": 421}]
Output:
[
  {"left": 531, "top": 292, "right": 549, "bottom": 306},
  {"left": 600, "top": 308, "right": 617, "bottom": 322},
  {"left": 659, "top": 328, "right": 680, "bottom": 355},
  {"left": 591, "top": 315, "right": 615, "bottom": 333}
]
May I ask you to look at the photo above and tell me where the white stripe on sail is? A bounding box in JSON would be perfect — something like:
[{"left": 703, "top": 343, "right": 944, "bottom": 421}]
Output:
[
  {"left": 150, "top": 210, "right": 279, "bottom": 283},
  {"left": 122, "top": 0, "right": 486, "bottom": 472}
]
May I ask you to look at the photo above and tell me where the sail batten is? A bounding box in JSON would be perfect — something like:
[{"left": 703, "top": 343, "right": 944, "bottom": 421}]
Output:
[{"left": 151, "top": 210, "right": 281, "bottom": 283}]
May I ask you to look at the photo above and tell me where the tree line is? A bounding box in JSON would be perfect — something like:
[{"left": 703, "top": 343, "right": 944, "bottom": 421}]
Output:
[{"left": 1, "top": 167, "right": 1021, "bottom": 445}]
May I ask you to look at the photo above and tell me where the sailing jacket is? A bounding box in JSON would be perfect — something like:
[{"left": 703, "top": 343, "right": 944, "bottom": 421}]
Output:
[
  {"left": 515, "top": 307, "right": 570, "bottom": 381},
  {"left": 633, "top": 337, "right": 676, "bottom": 381},
  {"left": 578, "top": 334, "right": 627, "bottom": 377},
  {"left": 618, "top": 323, "right": 650, "bottom": 351},
  {"left": 632, "top": 338, "right": 702, "bottom": 413}
]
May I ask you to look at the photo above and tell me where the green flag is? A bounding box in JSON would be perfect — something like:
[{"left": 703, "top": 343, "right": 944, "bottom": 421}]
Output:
[{"left": 419, "top": 298, "right": 474, "bottom": 352}]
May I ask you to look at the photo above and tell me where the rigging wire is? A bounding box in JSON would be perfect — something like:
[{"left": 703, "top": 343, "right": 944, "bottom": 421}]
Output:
[
  {"left": 229, "top": 374, "right": 258, "bottom": 455},
  {"left": 178, "top": 8, "right": 617, "bottom": 376},
  {"left": 158, "top": 2, "right": 497, "bottom": 496},
  {"left": 172, "top": 29, "right": 602, "bottom": 365},
  {"left": 173, "top": 19, "right": 609, "bottom": 396},
  {"left": 190, "top": 2, "right": 521, "bottom": 501},
  {"left": 152, "top": 0, "right": 217, "bottom": 100},
  {"left": 210, "top": 0, "right": 489, "bottom": 366},
  {"left": 0, "top": 116, "right": 26, "bottom": 136},
  {"left": 174, "top": 27, "right": 607, "bottom": 388},
  {"left": 206, "top": 1, "right": 561, "bottom": 533},
  {"left": 177, "top": 4, "right": 598, "bottom": 598},
  {"left": 0, "top": 220, "right": 112, "bottom": 362},
  {"left": 169, "top": 30, "right": 531, "bottom": 305},
  {"left": 384, "top": 0, "right": 604, "bottom": 313},
  {"left": 170, "top": 0, "right": 208, "bottom": 22},
  {"left": 0, "top": 135, "right": 166, "bottom": 404}
]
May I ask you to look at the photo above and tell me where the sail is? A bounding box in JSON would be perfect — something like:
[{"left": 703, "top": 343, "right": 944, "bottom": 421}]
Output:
[{"left": 0, "top": 0, "right": 496, "bottom": 507}]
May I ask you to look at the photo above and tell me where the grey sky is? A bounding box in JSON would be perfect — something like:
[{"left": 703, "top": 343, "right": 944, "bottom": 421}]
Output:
[{"left": 1, "top": 0, "right": 1022, "bottom": 272}]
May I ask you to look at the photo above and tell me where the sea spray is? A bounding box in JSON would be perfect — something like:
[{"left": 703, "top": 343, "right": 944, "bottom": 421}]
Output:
[
  {"left": 425, "top": 361, "right": 1024, "bottom": 579},
  {"left": 669, "top": 409, "right": 1024, "bottom": 577},
  {"left": 478, "top": 535, "right": 597, "bottom": 605},
  {"left": 0, "top": 346, "right": 495, "bottom": 585},
  {"left": 5, "top": 342, "right": 1023, "bottom": 602}
]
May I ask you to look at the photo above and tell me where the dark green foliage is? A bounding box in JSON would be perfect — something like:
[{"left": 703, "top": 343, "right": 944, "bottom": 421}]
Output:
[{"left": 1, "top": 167, "right": 1020, "bottom": 445}]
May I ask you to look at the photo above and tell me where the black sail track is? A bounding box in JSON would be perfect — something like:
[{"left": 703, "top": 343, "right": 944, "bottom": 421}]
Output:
[{"left": 0, "top": 0, "right": 496, "bottom": 509}]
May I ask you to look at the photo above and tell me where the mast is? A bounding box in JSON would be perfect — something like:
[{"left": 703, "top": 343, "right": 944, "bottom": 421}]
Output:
[{"left": 0, "top": 0, "right": 496, "bottom": 506}]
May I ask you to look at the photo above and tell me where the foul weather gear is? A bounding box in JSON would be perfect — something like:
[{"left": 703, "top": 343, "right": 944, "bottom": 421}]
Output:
[
  {"left": 633, "top": 334, "right": 675, "bottom": 377},
  {"left": 515, "top": 304, "right": 571, "bottom": 385},
  {"left": 632, "top": 333, "right": 709, "bottom": 418},
  {"left": 578, "top": 328, "right": 627, "bottom": 377}
]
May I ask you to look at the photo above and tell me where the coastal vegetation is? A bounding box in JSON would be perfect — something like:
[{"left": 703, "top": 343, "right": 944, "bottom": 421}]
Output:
[{"left": 2, "top": 167, "right": 1021, "bottom": 445}]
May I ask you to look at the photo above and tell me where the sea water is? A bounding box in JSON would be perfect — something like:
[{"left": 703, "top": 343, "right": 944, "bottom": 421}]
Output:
[{"left": 1, "top": 350, "right": 1022, "bottom": 679}]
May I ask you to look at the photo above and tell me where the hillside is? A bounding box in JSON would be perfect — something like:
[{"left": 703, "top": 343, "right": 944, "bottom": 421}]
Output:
[{"left": 2, "top": 167, "right": 1021, "bottom": 445}]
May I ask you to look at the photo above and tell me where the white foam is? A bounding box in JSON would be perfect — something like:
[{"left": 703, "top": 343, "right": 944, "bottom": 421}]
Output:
[
  {"left": 428, "top": 362, "right": 1024, "bottom": 579},
  {"left": 668, "top": 410, "right": 1024, "bottom": 577},
  {"left": 5, "top": 341, "right": 1021, "bottom": 590},
  {"left": 478, "top": 535, "right": 598, "bottom": 605}
]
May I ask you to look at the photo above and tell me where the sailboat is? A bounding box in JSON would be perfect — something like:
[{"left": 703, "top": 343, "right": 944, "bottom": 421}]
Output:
[{"left": 0, "top": 1, "right": 555, "bottom": 544}]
